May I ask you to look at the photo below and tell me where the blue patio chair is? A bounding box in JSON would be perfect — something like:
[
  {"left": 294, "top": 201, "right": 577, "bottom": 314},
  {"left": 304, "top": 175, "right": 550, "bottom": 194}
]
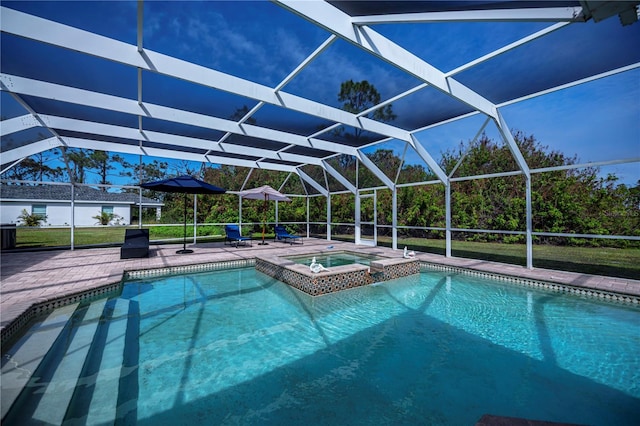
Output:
[
  {"left": 225, "top": 224, "right": 252, "bottom": 247},
  {"left": 274, "top": 225, "right": 303, "bottom": 245}
]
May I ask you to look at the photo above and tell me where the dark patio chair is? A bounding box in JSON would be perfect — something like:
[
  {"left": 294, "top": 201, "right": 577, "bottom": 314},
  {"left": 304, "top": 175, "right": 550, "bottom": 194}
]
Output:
[
  {"left": 225, "top": 224, "right": 252, "bottom": 247},
  {"left": 120, "top": 229, "right": 149, "bottom": 259},
  {"left": 274, "top": 225, "right": 303, "bottom": 245}
]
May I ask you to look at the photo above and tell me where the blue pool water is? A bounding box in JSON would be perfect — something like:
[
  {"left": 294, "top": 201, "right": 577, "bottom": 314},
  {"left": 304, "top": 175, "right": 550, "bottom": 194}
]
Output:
[
  {"left": 2, "top": 268, "right": 639, "bottom": 425},
  {"left": 287, "top": 251, "right": 379, "bottom": 267}
]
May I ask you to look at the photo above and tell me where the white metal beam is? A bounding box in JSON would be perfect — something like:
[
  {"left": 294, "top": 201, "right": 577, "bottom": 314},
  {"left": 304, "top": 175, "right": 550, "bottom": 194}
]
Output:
[
  {"left": 322, "top": 160, "right": 357, "bottom": 194},
  {"left": 274, "top": 35, "right": 337, "bottom": 92},
  {"left": 350, "top": 7, "right": 583, "bottom": 25},
  {"left": 356, "top": 151, "right": 395, "bottom": 190},
  {"left": 0, "top": 74, "right": 354, "bottom": 158},
  {"left": 446, "top": 22, "right": 571, "bottom": 77},
  {"left": 0, "top": 7, "right": 413, "bottom": 145},
  {"left": 0, "top": 115, "right": 40, "bottom": 136},
  {"left": 35, "top": 114, "right": 324, "bottom": 166},
  {"left": 408, "top": 134, "right": 448, "bottom": 183},
  {"left": 296, "top": 168, "right": 329, "bottom": 197},
  {"left": 275, "top": 0, "right": 499, "bottom": 119},
  {"left": 1, "top": 137, "right": 62, "bottom": 164},
  {"left": 59, "top": 137, "right": 296, "bottom": 172},
  {"left": 498, "top": 62, "right": 640, "bottom": 107},
  {"left": 494, "top": 112, "right": 530, "bottom": 177},
  {"left": 0, "top": 133, "right": 295, "bottom": 173}
]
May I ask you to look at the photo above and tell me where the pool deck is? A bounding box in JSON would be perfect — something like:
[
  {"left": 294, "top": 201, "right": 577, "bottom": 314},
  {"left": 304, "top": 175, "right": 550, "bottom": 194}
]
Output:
[{"left": 2, "top": 238, "right": 639, "bottom": 340}]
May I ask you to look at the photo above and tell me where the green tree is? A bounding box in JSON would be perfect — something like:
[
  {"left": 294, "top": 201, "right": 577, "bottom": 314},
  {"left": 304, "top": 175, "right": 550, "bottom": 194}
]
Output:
[
  {"left": 88, "top": 150, "right": 126, "bottom": 190},
  {"left": 66, "top": 148, "right": 92, "bottom": 183},
  {"left": 441, "top": 132, "right": 638, "bottom": 246},
  {"left": 4, "top": 151, "right": 63, "bottom": 182},
  {"left": 338, "top": 80, "right": 396, "bottom": 127},
  {"left": 334, "top": 80, "right": 397, "bottom": 176}
]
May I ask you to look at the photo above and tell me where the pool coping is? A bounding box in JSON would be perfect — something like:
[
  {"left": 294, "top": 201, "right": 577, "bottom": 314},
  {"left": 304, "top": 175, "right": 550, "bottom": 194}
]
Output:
[{"left": 1, "top": 240, "right": 639, "bottom": 347}]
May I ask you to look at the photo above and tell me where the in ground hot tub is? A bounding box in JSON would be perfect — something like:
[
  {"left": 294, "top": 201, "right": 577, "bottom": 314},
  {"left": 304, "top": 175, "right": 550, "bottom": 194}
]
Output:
[
  {"left": 256, "top": 250, "right": 419, "bottom": 296},
  {"left": 286, "top": 251, "right": 381, "bottom": 268}
]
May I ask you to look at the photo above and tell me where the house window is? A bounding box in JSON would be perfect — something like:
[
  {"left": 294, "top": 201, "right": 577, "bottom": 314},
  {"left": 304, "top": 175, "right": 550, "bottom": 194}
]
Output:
[
  {"left": 102, "top": 206, "right": 114, "bottom": 215},
  {"left": 32, "top": 204, "right": 47, "bottom": 218}
]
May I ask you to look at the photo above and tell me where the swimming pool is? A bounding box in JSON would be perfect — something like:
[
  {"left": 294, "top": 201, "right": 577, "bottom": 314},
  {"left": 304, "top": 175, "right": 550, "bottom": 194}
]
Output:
[
  {"left": 287, "top": 251, "right": 380, "bottom": 267},
  {"left": 2, "top": 267, "right": 639, "bottom": 424}
]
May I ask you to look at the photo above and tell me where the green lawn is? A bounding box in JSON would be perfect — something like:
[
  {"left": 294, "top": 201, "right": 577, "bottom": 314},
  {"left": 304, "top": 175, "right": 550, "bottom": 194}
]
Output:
[
  {"left": 333, "top": 234, "right": 640, "bottom": 280},
  {"left": 10, "top": 227, "right": 640, "bottom": 280}
]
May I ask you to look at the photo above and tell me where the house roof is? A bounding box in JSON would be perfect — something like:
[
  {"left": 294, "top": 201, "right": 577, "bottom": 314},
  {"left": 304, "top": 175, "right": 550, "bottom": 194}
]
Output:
[
  {"left": 1, "top": 1, "right": 638, "bottom": 193},
  {"left": 0, "top": 185, "right": 163, "bottom": 206}
]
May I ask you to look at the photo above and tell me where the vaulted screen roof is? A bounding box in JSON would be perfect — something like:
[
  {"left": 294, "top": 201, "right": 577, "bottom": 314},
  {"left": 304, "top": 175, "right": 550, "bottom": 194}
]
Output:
[{"left": 1, "top": 0, "right": 639, "bottom": 189}]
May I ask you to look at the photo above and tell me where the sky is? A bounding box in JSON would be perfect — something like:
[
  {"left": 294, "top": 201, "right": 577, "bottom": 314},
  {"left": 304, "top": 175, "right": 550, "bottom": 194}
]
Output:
[{"left": 1, "top": 0, "right": 639, "bottom": 186}]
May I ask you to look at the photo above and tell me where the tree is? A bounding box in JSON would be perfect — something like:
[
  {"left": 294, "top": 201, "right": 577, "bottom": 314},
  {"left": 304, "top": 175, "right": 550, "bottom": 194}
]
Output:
[
  {"left": 4, "top": 151, "right": 63, "bottom": 182},
  {"left": 66, "top": 149, "right": 92, "bottom": 183},
  {"left": 338, "top": 80, "right": 396, "bottom": 121},
  {"left": 88, "top": 150, "right": 126, "bottom": 190},
  {"left": 337, "top": 80, "right": 396, "bottom": 141},
  {"left": 332, "top": 80, "right": 397, "bottom": 182},
  {"left": 230, "top": 105, "right": 257, "bottom": 124}
]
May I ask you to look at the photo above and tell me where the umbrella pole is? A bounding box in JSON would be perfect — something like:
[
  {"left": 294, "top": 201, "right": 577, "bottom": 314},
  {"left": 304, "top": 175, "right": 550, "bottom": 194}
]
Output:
[
  {"left": 259, "top": 195, "right": 268, "bottom": 245},
  {"left": 177, "top": 192, "right": 194, "bottom": 254}
]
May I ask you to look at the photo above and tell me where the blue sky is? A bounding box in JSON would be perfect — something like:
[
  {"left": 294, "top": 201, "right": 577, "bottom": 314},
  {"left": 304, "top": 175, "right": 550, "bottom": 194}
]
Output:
[{"left": 1, "top": 1, "right": 639, "bottom": 186}]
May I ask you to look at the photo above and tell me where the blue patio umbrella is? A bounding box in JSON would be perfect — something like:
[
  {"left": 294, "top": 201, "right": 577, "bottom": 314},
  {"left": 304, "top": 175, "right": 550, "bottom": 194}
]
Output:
[{"left": 141, "top": 175, "right": 226, "bottom": 254}]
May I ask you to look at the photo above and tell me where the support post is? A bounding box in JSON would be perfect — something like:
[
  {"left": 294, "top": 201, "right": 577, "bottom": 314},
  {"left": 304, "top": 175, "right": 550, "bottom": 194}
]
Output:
[
  {"left": 193, "top": 194, "right": 197, "bottom": 244},
  {"left": 306, "top": 197, "right": 310, "bottom": 238},
  {"left": 445, "top": 181, "right": 451, "bottom": 258},
  {"left": 392, "top": 188, "right": 398, "bottom": 250},
  {"left": 355, "top": 191, "right": 361, "bottom": 243},
  {"left": 70, "top": 184, "right": 75, "bottom": 250},
  {"left": 526, "top": 176, "right": 533, "bottom": 269},
  {"left": 326, "top": 194, "right": 331, "bottom": 241}
]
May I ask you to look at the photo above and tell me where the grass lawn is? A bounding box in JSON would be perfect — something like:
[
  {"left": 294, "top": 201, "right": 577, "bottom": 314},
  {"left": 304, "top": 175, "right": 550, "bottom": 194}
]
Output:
[
  {"left": 337, "top": 235, "right": 640, "bottom": 280},
  {"left": 14, "top": 226, "right": 227, "bottom": 248},
  {"left": 10, "top": 227, "right": 640, "bottom": 280}
]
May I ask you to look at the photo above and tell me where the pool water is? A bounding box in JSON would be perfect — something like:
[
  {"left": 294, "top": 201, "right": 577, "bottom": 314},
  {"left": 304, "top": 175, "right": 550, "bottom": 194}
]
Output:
[
  {"left": 2, "top": 268, "right": 639, "bottom": 425},
  {"left": 287, "top": 251, "right": 380, "bottom": 267}
]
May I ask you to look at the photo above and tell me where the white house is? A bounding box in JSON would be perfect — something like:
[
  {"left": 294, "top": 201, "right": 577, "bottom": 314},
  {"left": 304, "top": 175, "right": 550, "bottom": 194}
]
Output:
[{"left": 0, "top": 185, "right": 163, "bottom": 226}]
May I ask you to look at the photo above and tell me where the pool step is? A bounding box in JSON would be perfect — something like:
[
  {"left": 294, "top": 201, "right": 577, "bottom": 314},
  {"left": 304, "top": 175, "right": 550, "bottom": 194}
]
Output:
[
  {"left": 2, "top": 296, "right": 140, "bottom": 424},
  {"left": 0, "top": 303, "right": 79, "bottom": 419},
  {"left": 84, "top": 298, "right": 131, "bottom": 424},
  {"left": 30, "top": 299, "right": 108, "bottom": 424}
]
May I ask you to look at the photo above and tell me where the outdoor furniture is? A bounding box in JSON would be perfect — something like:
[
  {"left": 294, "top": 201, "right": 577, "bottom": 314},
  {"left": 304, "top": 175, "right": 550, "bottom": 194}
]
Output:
[
  {"left": 274, "top": 225, "right": 302, "bottom": 245},
  {"left": 225, "top": 224, "right": 252, "bottom": 247},
  {"left": 120, "top": 229, "right": 149, "bottom": 259}
]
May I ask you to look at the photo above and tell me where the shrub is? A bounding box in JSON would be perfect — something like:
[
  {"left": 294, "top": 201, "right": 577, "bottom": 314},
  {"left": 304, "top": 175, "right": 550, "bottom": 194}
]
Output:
[{"left": 17, "top": 209, "right": 46, "bottom": 227}]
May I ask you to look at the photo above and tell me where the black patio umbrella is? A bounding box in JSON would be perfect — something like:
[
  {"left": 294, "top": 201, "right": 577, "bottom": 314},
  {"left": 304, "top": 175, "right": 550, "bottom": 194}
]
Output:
[{"left": 141, "top": 175, "right": 226, "bottom": 254}]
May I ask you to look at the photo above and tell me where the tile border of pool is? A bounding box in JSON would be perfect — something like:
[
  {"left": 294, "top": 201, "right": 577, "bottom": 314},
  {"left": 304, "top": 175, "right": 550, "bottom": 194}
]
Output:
[
  {"left": 2, "top": 256, "right": 639, "bottom": 347},
  {"left": 124, "top": 258, "right": 256, "bottom": 279},
  {"left": 422, "top": 262, "right": 640, "bottom": 305},
  {"left": 0, "top": 282, "right": 122, "bottom": 347}
]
